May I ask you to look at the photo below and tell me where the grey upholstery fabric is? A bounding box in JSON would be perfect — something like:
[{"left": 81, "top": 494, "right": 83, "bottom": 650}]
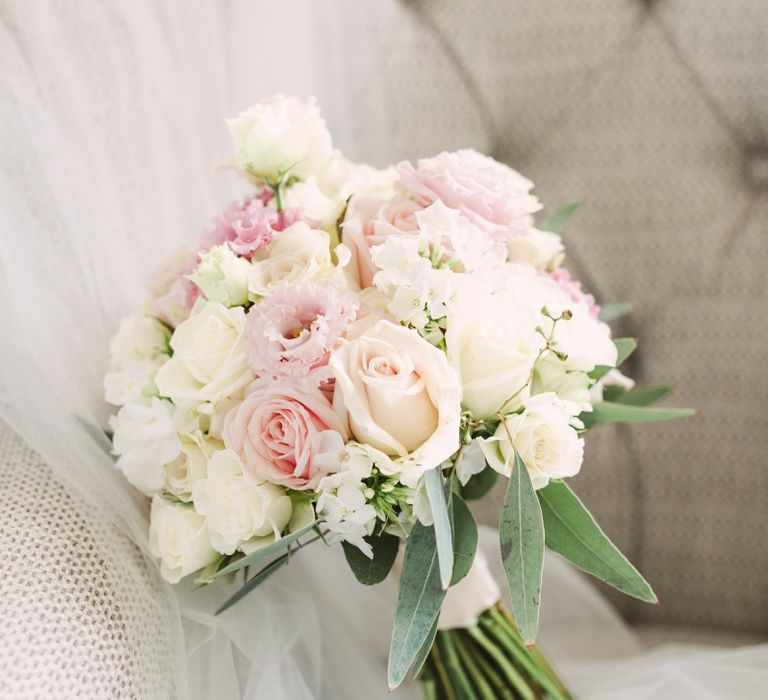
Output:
[{"left": 327, "top": 0, "right": 768, "bottom": 634}]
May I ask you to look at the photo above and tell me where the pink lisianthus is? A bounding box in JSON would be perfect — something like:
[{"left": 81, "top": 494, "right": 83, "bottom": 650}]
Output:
[
  {"left": 397, "top": 148, "right": 541, "bottom": 235},
  {"left": 550, "top": 268, "right": 600, "bottom": 320},
  {"left": 223, "top": 381, "right": 348, "bottom": 489},
  {"left": 246, "top": 282, "right": 359, "bottom": 381},
  {"left": 341, "top": 194, "right": 422, "bottom": 288},
  {"left": 148, "top": 248, "right": 201, "bottom": 328}
]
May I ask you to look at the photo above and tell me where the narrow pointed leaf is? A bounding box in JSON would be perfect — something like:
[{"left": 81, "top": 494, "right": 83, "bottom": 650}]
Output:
[
  {"left": 499, "top": 452, "right": 545, "bottom": 645},
  {"left": 598, "top": 301, "right": 633, "bottom": 322},
  {"left": 538, "top": 481, "right": 656, "bottom": 603},
  {"left": 617, "top": 385, "right": 674, "bottom": 406},
  {"left": 539, "top": 202, "right": 581, "bottom": 234},
  {"left": 342, "top": 532, "right": 400, "bottom": 585},
  {"left": 215, "top": 520, "right": 318, "bottom": 577},
  {"left": 388, "top": 521, "right": 447, "bottom": 689},
  {"left": 425, "top": 467, "right": 453, "bottom": 590},
  {"left": 580, "top": 401, "right": 694, "bottom": 428},
  {"left": 450, "top": 494, "right": 478, "bottom": 586},
  {"left": 410, "top": 615, "right": 439, "bottom": 680},
  {"left": 589, "top": 338, "right": 637, "bottom": 380},
  {"left": 215, "top": 553, "right": 289, "bottom": 615}
]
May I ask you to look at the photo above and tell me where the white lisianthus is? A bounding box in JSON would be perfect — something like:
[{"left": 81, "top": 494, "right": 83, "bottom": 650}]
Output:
[
  {"left": 445, "top": 288, "right": 543, "bottom": 420},
  {"left": 154, "top": 301, "right": 252, "bottom": 409},
  {"left": 110, "top": 397, "right": 181, "bottom": 495},
  {"left": 329, "top": 320, "right": 461, "bottom": 486},
  {"left": 192, "top": 449, "right": 293, "bottom": 555},
  {"left": 227, "top": 95, "right": 332, "bottom": 181},
  {"left": 248, "top": 222, "right": 343, "bottom": 298},
  {"left": 104, "top": 357, "right": 165, "bottom": 406},
  {"left": 149, "top": 497, "right": 218, "bottom": 583},
  {"left": 281, "top": 176, "right": 342, "bottom": 228},
  {"left": 479, "top": 392, "right": 584, "bottom": 489},
  {"left": 187, "top": 244, "right": 251, "bottom": 307},
  {"left": 507, "top": 228, "right": 565, "bottom": 271},
  {"left": 108, "top": 314, "right": 170, "bottom": 367},
  {"left": 164, "top": 435, "right": 220, "bottom": 502}
]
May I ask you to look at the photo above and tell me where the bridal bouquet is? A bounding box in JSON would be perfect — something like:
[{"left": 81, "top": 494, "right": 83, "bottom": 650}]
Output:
[{"left": 105, "top": 95, "right": 691, "bottom": 698}]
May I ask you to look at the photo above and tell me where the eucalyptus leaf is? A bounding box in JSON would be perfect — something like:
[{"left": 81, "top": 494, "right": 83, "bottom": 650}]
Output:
[
  {"left": 598, "top": 301, "right": 633, "bottom": 322},
  {"left": 342, "top": 532, "right": 400, "bottom": 585},
  {"left": 410, "top": 615, "right": 439, "bottom": 680},
  {"left": 601, "top": 384, "right": 627, "bottom": 403},
  {"left": 215, "top": 553, "right": 289, "bottom": 615},
  {"left": 460, "top": 465, "right": 499, "bottom": 501},
  {"left": 425, "top": 467, "right": 454, "bottom": 590},
  {"left": 589, "top": 338, "right": 637, "bottom": 380},
  {"left": 450, "top": 494, "right": 478, "bottom": 586},
  {"left": 617, "top": 385, "right": 674, "bottom": 406},
  {"left": 539, "top": 202, "right": 581, "bottom": 234},
  {"left": 538, "top": 481, "right": 657, "bottom": 603},
  {"left": 388, "top": 520, "right": 447, "bottom": 689},
  {"left": 499, "top": 452, "right": 545, "bottom": 645},
  {"left": 580, "top": 401, "right": 694, "bottom": 428},
  {"left": 215, "top": 520, "right": 318, "bottom": 577}
]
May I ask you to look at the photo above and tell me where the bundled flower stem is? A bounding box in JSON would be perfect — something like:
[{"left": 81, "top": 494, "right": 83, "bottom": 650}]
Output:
[{"left": 420, "top": 603, "right": 571, "bottom": 700}]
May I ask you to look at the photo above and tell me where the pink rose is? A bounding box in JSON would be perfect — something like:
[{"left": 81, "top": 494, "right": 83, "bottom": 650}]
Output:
[
  {"left": 246, "top": 282, "right": 358, "bottom": 381},
  {"left": 223, "top": 382, "right": 348, "bottom": 490},
  {"left": 397, "top": 149, "right": 541, "bottom": 235},
  {"left": 341, "top": 194, "right": 422, "bottom": 288},
  {"left": 550, "top": 268, "right": 600, "bottom": 320}
]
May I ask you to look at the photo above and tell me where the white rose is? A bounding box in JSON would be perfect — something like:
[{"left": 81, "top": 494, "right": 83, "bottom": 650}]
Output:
[
  {"left": 248, "top": 222, "right": 341, "bottom": 297},
  {"left": 329, "top": 320, "right": 461, "bottom": 484},
  {"left": 479, "top": 392, "right": 584, "bottom": 489},
  {"left": 507, "top": 228, "right": 565, "bottom": 271},
  {"left": 149, "top": 497, "right": 218, "bottom": 583},
  {"left": 281, "top": 176, "right": 342, "bottom": 228},
  {"left": 192, "top": 449, "right": 293, "bottom": 555},
  {"left": 318, "top": 153, "right": 398, "bottom": 201},
  {"left": 164, "top": 435, "right": 219, "bottom": 502},
  {"left": 154, "top": 301, "right": 253, "bottom": 408},
  {"left": 227, "top": 95, "right": 332, "bottom": 181},
  {"left": 187, "top": 244, "right": 251, "bottom": 307},
  {"left": 108, "top": 314, "right": 169, "bottom": 368},
  {"left": 445, "top": 288, "right": 544, "bottom": 420},
  {"left": 110, "top": 397, "right": 181, "bottom": 495}
]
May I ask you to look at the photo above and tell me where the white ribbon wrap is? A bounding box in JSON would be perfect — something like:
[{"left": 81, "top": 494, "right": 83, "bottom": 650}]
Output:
[{"left": 437, "top": 548, "right": 501, "bottom": 629}]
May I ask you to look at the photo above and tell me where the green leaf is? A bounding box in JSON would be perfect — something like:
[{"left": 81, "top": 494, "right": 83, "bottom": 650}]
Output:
[
  {"left": 215, "top": 553, "right": 289, "bottom": 615},
  {"left": 450, "top": 494, "right": 478, "bottom": 586},
  {"left": 599, "top": 302, "right": 633, "bottom": 323},
  {"left": 538, "top": 481, "right": 657, "bottom": 603},
  {"left": 388, "top": 521, "right": 447, "bottom": 689},
  {"left": 215, "top": 520, "right": 318, "bottom": 577},
  {"left": 410, "top": 615, "right": 439, "bottom": 680},
  {"left": 342, "top": 532, "right": 400, "bottom": 585},
  {"left": 460, "top": 466, "right": 499, "bottom": 500},
  {"left": 601, "top": 384, "right": 626, "bottom": 403},
  {"left": 580, "top": 401, "right": 694, "bottom": 428},
  {"left": 617, "top": 385, "right": 674, "bottom": 406},
  {"left": 425, "top": 467, "right": 454, "bottom": 590},
  {"left": 589, "top": 338, "right": 637, "bottom": 380},
  {"left": 499, "top": 452, "right": 545, "bottom": 645},
  {"left": 539, "top": 202, "right": 581, "bottom": 234}
]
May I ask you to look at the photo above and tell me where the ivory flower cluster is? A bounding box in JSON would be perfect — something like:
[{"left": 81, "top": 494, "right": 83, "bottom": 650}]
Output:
[{"left": 105, "top": 95, "right": 627, "bottom": 584}]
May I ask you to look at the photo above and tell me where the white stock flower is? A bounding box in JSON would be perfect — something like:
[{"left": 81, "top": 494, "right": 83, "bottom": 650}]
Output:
[
  {"left": 187, "top": 244, "right": 251, "bottom": 307},
  {"left": 110, "top": 398, "right": 181, "bottom": 495},
  {"left": 164, "top": 435, "right": 219, "bottom": 502},
  {"left": 330, "top": 320, "right": 461, "bottom": 486},
  {"left": 507, "top": 228, "right": 565, "bottom": 271},
  {"left": 149, "top": 497, "right": 218, "bottom": 583},
  {"left": 479, "top": 392, "right": 584, "bottom": 489},
  {"left": 227, "top": 95, "right": 333, "bottom": 181},
  {"left": 248, "top": 222, "right": 340, "bottom": 297},
  {"left": 108, "top": 314, "right": 170, "bottom": 368},
  {"left": 104, "top": 357, "right": 164, "bottom": 406},
  {"left": 154, "top": 301, "right": 252, "bottom": 409},
  {"left": 192, "top": 449, "right": 293, "bottom": 555}
]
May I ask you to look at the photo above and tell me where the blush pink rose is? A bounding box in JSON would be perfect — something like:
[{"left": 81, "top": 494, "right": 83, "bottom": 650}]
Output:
[
  {"left": 550, "top": 267, "right": 600, "bottom": 320},
  {"left": 223, "top": 382, "right": 348, "bottom": 489},
  {"left": 341, "top": 194, "right": 422, "bottom": 288},
  {"left": 246, "top": 282, "right": 358, "bottom": 381},
  {"left": 397, "top": 148, "right": 541, "bottom": 235}
]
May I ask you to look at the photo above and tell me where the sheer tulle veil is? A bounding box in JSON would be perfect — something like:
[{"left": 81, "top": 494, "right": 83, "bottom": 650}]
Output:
[{"left": 2, "top": 3, "right": 767, "bottom": 699}]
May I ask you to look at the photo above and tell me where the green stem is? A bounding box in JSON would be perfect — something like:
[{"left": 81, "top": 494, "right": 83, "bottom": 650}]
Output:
[
  {"left": 438, "top": 631, "right": 479, "bottom": 700},
  {"left": 272, "top": 181, "right": 283, "bottom": 211},
  {"left": 451, "top": 631, "right": 497, "bottom": 700},
  {"left": 466, "top": 626, "right": 535, "bottom": 700},
  {"left": 457, "top": 630, "right": 511, "bottom": 698},
  {"left": 429, "top": 639, "right": 458, "bottom": 700}
]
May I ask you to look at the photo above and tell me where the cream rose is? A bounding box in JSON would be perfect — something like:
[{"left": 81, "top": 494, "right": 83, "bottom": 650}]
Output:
[
  {"left": 227, "top": 95, "right": 332, "bottom": 181},
  {"left": 192, "top": 449, "right": 293, "bottom": 555},
  {"left": 154, "top": 301, "right": 253, "bottom": 408},
  {"left": 164, "top": 435, "right": 220, "bottom": 502},
  {"left": 149, "top": 496, "right": 218, "bottom": 583},
  {"left": 479, "top": 392, "right": 584, "bottom": 489},
  {"left": 329, "top": 320, "right": 461, "bottom": 481}
]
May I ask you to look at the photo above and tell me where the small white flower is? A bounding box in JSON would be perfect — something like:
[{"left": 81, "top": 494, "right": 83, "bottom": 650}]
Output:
[
  {"left": 455, "top": 440, "right": 487, "bottom": 487},
  {"left": 108, "top": 314, "right": 170, "bottom": 368},
  {"left": 104, "top": 357, "right": 165, "bottom": 407},
  {"left": 188, "top": 244, "right": 251, "bottom": 307},
  {"left": 371, "top": 236, "right": 431, "bottom": 289},
  {"left": 110, "top": 398, "right": 181, "bottom": 495}
]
